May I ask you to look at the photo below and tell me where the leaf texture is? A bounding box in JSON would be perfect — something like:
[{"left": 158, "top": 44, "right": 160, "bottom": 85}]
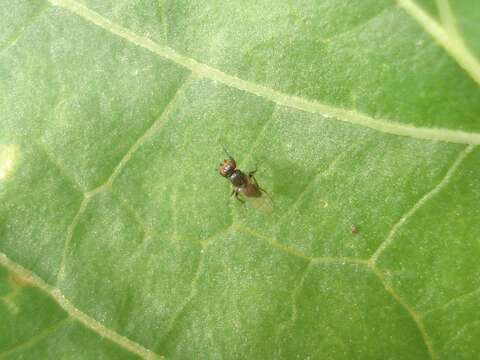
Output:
[{"left": 1, "top": 0, "right": 479, "bottom": 359}]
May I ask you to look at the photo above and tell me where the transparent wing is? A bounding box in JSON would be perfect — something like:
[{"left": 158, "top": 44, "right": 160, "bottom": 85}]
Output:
[{"left": 245, "top": 193, "right": 274, "bottom": 213}]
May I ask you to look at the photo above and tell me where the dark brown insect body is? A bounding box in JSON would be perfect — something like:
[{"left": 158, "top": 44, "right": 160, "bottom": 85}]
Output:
[{"left": 219, "top": 157, "right": 262, "bottom": 202}]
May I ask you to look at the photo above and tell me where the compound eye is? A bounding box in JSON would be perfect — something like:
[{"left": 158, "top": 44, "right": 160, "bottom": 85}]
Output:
[
  {"left": 219, "top": 161, "right": 229, "bottom": 177},
  {"left": 219, "top": 163, "right": 226, "bottom": 177},
  {"left": 219, "top": 159, "right": 236, "bottom": 177}
]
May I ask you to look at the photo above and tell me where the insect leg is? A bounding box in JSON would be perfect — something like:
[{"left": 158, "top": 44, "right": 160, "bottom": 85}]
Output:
[
  {"left": 259, "top": 186, "right": 273, "bottom": 201},
  {"left": 249, "top": 173, "right": 259, "bottom": 186},
  {"left": 248, "top": 174, "right": 273, "bottom": 203},
  {"left": 232, "top": 189, "right": 245, "bottom": 203}
]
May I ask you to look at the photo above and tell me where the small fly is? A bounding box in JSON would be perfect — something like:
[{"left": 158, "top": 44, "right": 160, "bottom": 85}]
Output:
[{"left": 218, "top": 148, "right": 273, "bottom": 212}]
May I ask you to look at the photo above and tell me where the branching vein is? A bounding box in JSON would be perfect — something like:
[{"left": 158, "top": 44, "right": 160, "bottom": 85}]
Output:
[
  {"left": 5, "top": 1, "right": 477, "bottom": 357},
  {"left": 372, "top": 267, "right": 437, "bottom": 359},
  {"left": 235, "top": 223, "right": 368, "bottom": 266},
  {"left": 155, "top": 243, "right": 205, "bottom": 347},
  {"left": 0, "top": 4, "right": 48, "bottom": 55},
  {"left": 237, "top": 103, "right": 277, "bottom": 168},
  {"left": 439, "top": 320, "right": 480, "bottom": 354},
  {"left": 48, "top": 0, "right": 480, "bottom": 145},
  {"left": 369, "top": 144, "right": 475, "bottom": 265},
  {"left": 398, "top": 0, "right": 480, "bottom": 85},
  {"left": 56, "top": 196, "right": 90, "bottom": 284},
  {"left": 36, "top": 141, "right": 84, "bottom": 193},
  {"left": 289, "top": 262, "right": 311, "bottom": 323},
  {"left": 0, "top": 252, "right": 164, "bottom": 360},
  {"left": 86, "top": 73, "right": 194, "bottom": 196},
  {"left": 274, "top": 145, "right": 350, "bottom": 229},
  {"left": 0, "top": 318, "right": 71, "bottom": 359},
  {"left": 424, "top": 285, "right": 480, "bottom": 317}
]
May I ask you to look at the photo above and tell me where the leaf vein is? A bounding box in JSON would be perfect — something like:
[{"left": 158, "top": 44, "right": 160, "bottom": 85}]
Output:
[
  {"left": 369, "top": 144, "right": 476, "bottom": 265},
  {"left": 36, "top": 140, "right": 84, "bottom": 193},
  {"left": 55, "top": 196, "right": 90, "bottom": 284},
  {"left": 398, "top": 0, "right": 480, "bottom": 85},
  {"left": 275, "top": 261, "right": 312, "bottom": 340},
  {"left": 240, "top": 103, "right": 276, "bottom": 166},
  {"left": 439, "top": 320, "right": 480, "bottom": 354},
  {"left": 86, "top": 73, "right": 194, "bottom": 197},
  {"left": 0, "top": 317, "right": 72, "bottom": 359},
  {"left": 0, "top": 252, "right": 164, "bottom": 360},
  {"left": 49, "top": 0, "right": 480, "bottom": 145},
  {"left": 274, "top": 144, "right": 352, "bottom": 230},
  {"left": 424, "top": 285, "right": 480, "bottom": 317},
  {"left": 323, "top": 4, "right": 394, "bottom": 43},
  {"left": 111, "top": 191, "right": 148, "bottom": 242},
  {"left": 155, "top": 243, "right": 205, "bottom": 347},
  {"left": 235, "top": 223, "right": 368, "bottom": 266},
  {"left": 289, "top": 262, "right": 311, "bottom": 323},
  {"left": 372, "top": 267, "right": 437, "bottom": 360},
  {"left": 0, "top": 4, "right": 49, "bottom": 56}
]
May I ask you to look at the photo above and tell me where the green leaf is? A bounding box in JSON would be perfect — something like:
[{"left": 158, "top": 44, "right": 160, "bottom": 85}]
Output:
[{"left": 1, "top": 0, "right": 479, "bottom": 359}]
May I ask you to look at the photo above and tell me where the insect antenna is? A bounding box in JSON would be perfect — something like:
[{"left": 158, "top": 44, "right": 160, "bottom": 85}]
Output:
[{"left": 221, "top": 144, "right": 234, "bottom": 160}]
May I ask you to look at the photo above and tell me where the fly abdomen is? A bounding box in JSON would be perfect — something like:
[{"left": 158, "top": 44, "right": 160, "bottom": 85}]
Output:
[{"left": 242, "top": 184, "right": 262, "bottom": 197}]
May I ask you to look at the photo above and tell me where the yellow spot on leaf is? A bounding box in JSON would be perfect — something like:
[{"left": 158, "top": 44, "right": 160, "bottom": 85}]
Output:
[
  {"left": 8, "top": 272, "right": 34, "bottom": 288},
  {"left": 0, "top": 144, "right": 20, "bottom": 181}
]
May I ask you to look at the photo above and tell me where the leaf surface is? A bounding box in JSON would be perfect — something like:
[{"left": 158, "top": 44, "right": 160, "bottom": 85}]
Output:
[{"left": 1, "top": 0, "right": 479, "bottom": 359}]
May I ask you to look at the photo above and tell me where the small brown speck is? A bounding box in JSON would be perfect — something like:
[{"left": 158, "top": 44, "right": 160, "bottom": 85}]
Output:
[{"left": 351, "top": 224, "right": 359, "bottom": 235}]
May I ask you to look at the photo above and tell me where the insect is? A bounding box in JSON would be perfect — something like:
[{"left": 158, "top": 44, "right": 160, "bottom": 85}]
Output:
[
  {"left": 351, "top": 224, "right": 359, "bottom": 235},
  {"left": 218, "top": 149, "right": 273, "bottom": 211}
]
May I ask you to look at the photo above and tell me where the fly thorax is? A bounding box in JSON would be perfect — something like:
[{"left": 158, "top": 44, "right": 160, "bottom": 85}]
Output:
[{"left": 229, "top": 170, "right": 247, "bottom": 187}]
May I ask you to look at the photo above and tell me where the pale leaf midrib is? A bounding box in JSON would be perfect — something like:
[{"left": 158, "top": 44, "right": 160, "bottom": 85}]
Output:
[
  {"left": 398, "top": 0, "right": 480, "bottom": 86},
  {"left": 3, "top": 1, "right": 476, "bottom": 358},
  {"left": 0, "top": 253, "right": 164, "bottom": 360},
  {"left": 47, "top": 0, "right": 480, "bottom": 145}
]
